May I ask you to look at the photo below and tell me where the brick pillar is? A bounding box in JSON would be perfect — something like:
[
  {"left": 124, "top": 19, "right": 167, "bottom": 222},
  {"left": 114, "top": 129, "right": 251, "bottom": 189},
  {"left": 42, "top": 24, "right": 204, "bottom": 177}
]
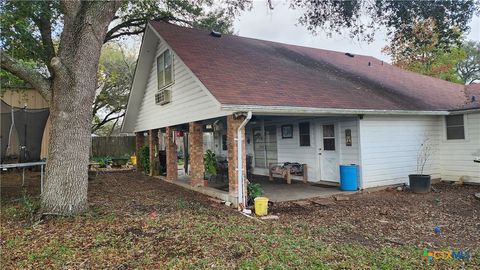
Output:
[
  {"left": 189, "top": 122, "right": 204, "bottom": 186},
  {"left": 227, "top": 115, "right": 247, "bottom": 207},
  {"left": 149, "top": 129, "right": 159, "bottom": 176},
  {"left": 135, "top": 132, "right": 145, "bottom": 170},
  {"left": 166, "top": 127, "right": 178, "bottom": 181}
]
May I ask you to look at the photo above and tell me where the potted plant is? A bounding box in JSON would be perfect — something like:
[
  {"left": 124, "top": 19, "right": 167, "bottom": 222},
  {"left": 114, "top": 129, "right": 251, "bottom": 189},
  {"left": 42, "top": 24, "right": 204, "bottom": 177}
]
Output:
[
  {"left": 409, "top": 138, "right": 433, "bottom": 193},
  {"left": 203, "top": 150, "right": 217, "bottom": 186},
  {"left": 247, "top": 183, "right": 264, "bottom": 207}
]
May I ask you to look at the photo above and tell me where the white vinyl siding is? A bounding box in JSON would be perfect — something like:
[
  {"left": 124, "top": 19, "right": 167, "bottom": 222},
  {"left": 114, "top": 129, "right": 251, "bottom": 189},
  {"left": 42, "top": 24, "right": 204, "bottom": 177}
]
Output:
[
  {"left": 438, "top": 112, "right": 480, "bottom": 183},
  {"left": 247, "top": 117, "right": 359, "bottom": 182},
  {"left": 134, "top": 38, "right": 227, "bottom": 131},
  {"left": 358, "top": 115, "right": 441, "bottom": 188},
  {"left": 275, "top": 120, "right": 318, "bottom": 180},
  {"left": 338, "top": 119, "right": 360, "bottom": 165}
]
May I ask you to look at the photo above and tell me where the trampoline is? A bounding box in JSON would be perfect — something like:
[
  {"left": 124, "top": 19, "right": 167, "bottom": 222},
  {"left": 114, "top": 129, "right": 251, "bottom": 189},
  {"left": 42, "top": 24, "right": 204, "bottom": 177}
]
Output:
[{"left": 1, "top": 100, "right": 49, "bottom": 163}]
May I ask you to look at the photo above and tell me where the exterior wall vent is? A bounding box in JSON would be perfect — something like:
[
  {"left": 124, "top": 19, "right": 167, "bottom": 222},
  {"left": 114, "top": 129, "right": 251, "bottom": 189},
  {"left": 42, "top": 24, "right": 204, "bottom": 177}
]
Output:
[{"left": 155, "top": 89, "right": 171, "bottom": 105}]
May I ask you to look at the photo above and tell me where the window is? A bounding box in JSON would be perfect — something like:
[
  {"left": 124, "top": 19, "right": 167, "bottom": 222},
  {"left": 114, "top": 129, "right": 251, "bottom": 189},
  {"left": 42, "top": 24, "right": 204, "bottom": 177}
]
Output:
[
  {"left": 446, "top": 115, "right": 465, "bottom": 140},
  {"left": 323, "top": 124, "right": 335, "bottom": 151},
  {"left": 157, "top": 49, "right": 173, "bottom": 89},
  {"left": 253, "top": 126, "right": 278, "bottom": 168},
  {"left": 299, "top": 122, "right": 310, "bottom": 146}
]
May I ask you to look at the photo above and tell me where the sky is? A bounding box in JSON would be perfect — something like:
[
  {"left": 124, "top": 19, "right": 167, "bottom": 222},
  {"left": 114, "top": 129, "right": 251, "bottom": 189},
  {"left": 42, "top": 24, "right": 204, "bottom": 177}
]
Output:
[{"left": 232, "top": 1, "right": 480, "bottom": 63}]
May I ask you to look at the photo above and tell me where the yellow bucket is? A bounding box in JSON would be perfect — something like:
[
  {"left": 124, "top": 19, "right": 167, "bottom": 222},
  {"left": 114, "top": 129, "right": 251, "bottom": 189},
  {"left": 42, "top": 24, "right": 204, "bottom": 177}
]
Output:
[
  {"left": 130, "top": 155, "right": 137, "bottom": 166},
  {"left": 254, "top": 197, "right": 269, "bottom": 216}
]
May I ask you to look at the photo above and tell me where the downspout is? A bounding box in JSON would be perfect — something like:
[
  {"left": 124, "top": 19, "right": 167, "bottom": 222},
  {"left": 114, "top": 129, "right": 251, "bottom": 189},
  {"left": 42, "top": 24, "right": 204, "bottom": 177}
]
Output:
[{"left": 237, "top": 111, "right": 252, "bottom": 210}]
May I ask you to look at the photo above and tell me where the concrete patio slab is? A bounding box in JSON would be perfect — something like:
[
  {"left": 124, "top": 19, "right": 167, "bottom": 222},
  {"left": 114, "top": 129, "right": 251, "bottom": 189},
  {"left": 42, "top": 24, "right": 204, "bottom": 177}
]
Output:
[{"left": 251, "top": 176, "right": 356, "bottom": 202}]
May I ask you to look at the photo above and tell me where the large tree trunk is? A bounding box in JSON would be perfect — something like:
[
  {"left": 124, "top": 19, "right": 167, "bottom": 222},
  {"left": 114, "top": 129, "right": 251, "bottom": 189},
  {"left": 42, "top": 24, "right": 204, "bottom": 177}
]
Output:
[{"left": 41, "top": 1, "right": 120, "bottom": 215}]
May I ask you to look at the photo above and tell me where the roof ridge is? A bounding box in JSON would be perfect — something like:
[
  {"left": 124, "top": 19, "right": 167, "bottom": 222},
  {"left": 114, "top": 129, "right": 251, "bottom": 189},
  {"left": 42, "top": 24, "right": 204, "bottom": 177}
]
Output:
[{"left": 149, "top": 21, "right": 379, "bottom": 60}]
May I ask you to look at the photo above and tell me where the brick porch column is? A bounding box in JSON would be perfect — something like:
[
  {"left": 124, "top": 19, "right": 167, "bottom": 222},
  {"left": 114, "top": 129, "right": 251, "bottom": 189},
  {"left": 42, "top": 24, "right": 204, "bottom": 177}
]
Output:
[
  {"left": 189, "top": 122, "right": 204, "bottom": 186},
  {"left": 149, "top": 129, "right": 159, "bottom": 176},
  {"left": 227, "top": 115, "right": 247, "bottom": 206},
  {"left": 166, "top": 126, "right": 178, "bottom": 181},
  {"left": 135, "top": 132, "right": 145, "bottom": 170}
]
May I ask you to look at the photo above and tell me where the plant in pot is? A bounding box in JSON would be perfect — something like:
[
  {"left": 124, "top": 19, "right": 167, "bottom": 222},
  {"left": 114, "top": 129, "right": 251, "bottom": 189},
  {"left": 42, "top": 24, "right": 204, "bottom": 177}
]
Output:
[
  {"left": 204, "top": 150, "right": 217, "bottom": 186},
  {"left": 409, "top": 138, "right": 434, "bottom": 193},
  {"left": 247, "top": 183, "right": 264, "bottom": 207}
]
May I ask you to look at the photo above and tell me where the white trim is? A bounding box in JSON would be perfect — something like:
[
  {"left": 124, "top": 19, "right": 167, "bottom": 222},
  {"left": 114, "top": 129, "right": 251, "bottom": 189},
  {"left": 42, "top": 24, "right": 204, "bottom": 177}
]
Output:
[
  {"left": 441, "top": 113, "right": 469, "bottom": 143},
  {"left": 122, "top": 27, "right": 157, "bottom": 133},
  {"left": 357, "top": 117, "right": 364, "bottom": 189},
  {"left": 156, "top": 48, "right": 175, "bottom": 91},
  {"left": 220, "top": 104, "right": 450, "bottom": 116}
]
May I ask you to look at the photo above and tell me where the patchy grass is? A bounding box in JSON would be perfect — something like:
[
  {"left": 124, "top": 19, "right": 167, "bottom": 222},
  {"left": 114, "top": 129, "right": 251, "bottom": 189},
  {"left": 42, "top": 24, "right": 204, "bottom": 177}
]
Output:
[{"left": 1, "top": 172, "right": 479, "bottom": 269}]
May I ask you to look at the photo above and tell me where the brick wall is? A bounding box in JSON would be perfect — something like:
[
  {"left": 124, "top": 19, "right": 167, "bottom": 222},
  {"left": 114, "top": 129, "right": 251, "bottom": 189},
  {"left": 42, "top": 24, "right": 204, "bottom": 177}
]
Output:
[
  {"left": 166, "top": 127, "right": 178, "bottom": 181},
  {"left": 189, "top": 122, "right": 204, "bottom": 186},
  {"left": 149, "top": 129, "right": 159, "bottom": 176},
  {"left": 227, "top": 115, "right": 247, "bottom": 206},
  {"left": 135, "top": 132, "right": 145, "bottom": 170}
]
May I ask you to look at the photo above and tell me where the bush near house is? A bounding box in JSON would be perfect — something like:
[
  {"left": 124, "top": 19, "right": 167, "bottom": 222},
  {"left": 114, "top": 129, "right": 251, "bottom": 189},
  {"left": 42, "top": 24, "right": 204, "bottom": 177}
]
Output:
[{"left": 139, "top": 145, "right": 150, "bottom": 173}]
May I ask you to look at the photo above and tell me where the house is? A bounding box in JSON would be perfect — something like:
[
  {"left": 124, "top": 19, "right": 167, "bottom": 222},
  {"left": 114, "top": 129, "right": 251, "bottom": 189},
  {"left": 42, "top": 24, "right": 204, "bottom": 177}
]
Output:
[
  {"left": 122, "top": 21, "right": 480, "bottom": 207},
  {"left": 1, "top": 87, "right": 51, "bottom": 162}
]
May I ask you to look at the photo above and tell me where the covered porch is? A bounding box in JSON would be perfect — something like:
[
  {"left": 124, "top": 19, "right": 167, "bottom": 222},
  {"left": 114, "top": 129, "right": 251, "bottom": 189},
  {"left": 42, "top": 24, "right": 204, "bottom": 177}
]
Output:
[{"left": 135, "top": 113, "right": 361, "bottom": 206}]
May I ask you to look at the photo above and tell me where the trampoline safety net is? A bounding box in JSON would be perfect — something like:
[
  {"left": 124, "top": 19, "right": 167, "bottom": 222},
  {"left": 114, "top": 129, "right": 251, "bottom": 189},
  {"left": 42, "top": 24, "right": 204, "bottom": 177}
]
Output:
[{"left": 1, "top": 100, "right": 49, "bottom": 163}]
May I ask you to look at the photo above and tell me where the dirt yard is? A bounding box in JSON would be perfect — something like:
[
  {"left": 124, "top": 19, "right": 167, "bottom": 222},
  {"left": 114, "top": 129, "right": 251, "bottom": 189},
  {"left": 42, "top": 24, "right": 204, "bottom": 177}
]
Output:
[{"left": 1, "top": 171, "right": 479, "bottom": 269}]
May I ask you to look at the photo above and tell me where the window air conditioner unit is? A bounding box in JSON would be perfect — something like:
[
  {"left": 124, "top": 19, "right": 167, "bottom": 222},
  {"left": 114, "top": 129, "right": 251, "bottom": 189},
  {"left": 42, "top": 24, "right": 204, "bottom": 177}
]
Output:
[{"left": 155, "top": 89, "right": 171, "bottom": 105}]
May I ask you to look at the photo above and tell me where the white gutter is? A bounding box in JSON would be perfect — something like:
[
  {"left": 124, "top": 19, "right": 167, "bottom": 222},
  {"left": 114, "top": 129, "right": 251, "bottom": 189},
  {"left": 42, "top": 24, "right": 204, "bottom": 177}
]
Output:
[
  {"left": 221, "top": 105, "right": 449, "bottom": 116},
  {"left": 236, "top": 111, "right": 252, "bottom": 210}
]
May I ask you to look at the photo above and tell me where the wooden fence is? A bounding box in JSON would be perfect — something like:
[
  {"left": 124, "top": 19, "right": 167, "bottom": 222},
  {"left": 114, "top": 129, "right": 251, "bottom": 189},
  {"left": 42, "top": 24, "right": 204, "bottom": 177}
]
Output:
[{"left": 91, "top": 136, "right": 136, "bottom": 157}]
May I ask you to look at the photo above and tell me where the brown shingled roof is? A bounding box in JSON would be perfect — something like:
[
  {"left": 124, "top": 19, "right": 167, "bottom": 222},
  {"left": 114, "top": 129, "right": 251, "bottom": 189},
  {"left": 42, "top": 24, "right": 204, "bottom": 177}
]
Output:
[{"left": 150, "top": 21, "right": 473, "bottom": 111}]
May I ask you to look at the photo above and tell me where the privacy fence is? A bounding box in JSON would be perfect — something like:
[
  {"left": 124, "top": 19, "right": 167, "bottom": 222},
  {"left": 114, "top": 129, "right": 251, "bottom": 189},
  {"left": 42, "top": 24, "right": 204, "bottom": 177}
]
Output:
[{"left": 91, "top": 136, "right": 136, "bottom": 157}]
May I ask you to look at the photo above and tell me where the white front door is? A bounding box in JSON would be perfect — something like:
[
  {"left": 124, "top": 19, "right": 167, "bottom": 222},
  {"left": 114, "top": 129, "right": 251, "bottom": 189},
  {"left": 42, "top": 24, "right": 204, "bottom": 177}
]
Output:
[{"left": 317, "top": 123, "right": 340, "bottom": 182}]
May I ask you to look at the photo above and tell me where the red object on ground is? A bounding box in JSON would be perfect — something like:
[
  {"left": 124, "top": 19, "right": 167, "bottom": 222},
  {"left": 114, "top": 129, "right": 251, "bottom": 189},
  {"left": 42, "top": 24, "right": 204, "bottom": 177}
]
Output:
[{"left": 148, "top": 211, "right": 157, "bottom": 219}]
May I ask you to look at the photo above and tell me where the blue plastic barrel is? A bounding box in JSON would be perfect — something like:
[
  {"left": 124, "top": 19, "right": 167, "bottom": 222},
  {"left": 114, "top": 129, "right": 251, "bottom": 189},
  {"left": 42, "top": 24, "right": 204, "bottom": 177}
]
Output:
[{"left": 339, "top": 164, "right": 359, "bottom": 191}]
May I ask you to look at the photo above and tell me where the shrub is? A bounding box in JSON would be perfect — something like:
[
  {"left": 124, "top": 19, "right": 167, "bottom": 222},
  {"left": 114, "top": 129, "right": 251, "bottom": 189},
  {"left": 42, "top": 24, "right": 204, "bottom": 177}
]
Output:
[
  {"left": 92, "top": 156, "right": 112, "bottom": 168},
  {"left": 139, "top": 145, "right": 150, "bottom": 174},
  {"left": 248, "top": 183, "right": 264, "bottom": 200},
  {"left": 203, "top": 150, "right": 217, "bottom": 177}
]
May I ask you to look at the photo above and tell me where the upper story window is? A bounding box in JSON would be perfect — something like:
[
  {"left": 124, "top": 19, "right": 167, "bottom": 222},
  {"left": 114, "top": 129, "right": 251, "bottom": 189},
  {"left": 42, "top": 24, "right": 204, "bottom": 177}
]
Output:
[
  {"left": 157, "top": 49, "right": 173, "bottom": 89},
  {"left": 299, "top": 122, "right": 310, "bottom": 146},
  {"left": 445, "top": 115, "right": 465, "bottom": 140}
]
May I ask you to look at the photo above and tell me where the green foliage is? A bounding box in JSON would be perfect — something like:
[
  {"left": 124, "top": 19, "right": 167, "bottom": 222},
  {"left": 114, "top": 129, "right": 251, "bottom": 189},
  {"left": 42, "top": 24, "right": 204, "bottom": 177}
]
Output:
[
  {"left": 93, "top": 156, "right": 113, "bottom": 168},
  {"left": 247, "top": 183, "right": 264, "bottom": 200},
  {"left": 2, "top": 190, "right": 41, "bottom": 222},
  {"left": 294, "top": 0, "right": 478, "bottom": 49},
  {"left": 92, "top": 43, "right": 136, "bottom": 135},
  {"left": 457, "top": 40, "right": 480, "bottom": 84},
  {"left": 21, "top": 190, "right": 39, "bottom": 221},
  {"left": 139, "top": 145, "right": 150, "bottom": 174},
  {"left": 0, "top": 0, "right": 247, "bottom": 97},
  {"left": 0, "top": 0, "right": 60, "bottom": 65},
  {"left": 203, "top": 150, "right": 217, "bottom": 177},
  {"left": 383, "top": 18, "right": 466, "bottom": 83}
]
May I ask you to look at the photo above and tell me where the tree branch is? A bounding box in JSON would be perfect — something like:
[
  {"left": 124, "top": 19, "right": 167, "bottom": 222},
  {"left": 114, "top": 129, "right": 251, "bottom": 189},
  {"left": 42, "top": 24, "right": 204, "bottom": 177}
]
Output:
[
  {"left": 103, "top": 15, "right": 193, "bottom": 43},
  {"left": 33, "top": 16, "right": 56, "bottom": 75},
  {"left": 0, "top": 51, "right": 51, "bottom": 101},
  {"left": 105, "top": 29, "right": 145, "bottom": 42},
  {"left": 104, "top": 18, "right": 145, "bottom": 43},
  {"left": 91, "top": 111, "right": 125, "bottom": 132}
]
